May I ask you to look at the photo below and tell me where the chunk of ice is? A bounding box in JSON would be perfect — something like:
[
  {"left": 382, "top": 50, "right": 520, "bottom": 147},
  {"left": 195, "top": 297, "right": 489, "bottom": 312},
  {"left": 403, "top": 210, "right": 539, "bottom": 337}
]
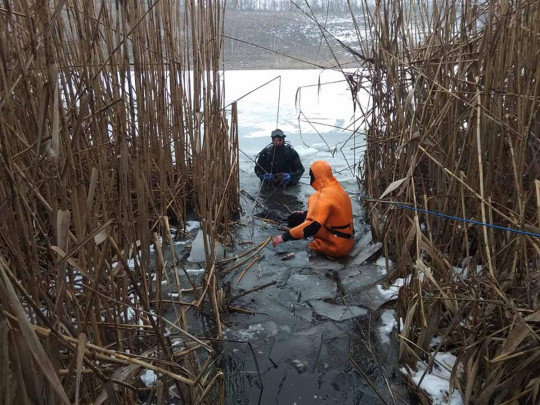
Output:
[
  {"left": 309, "top": 300, "right": 367, "bottom": 321},
  {"left": 188, "top": 229, "right": 224, "bottom": 262}
]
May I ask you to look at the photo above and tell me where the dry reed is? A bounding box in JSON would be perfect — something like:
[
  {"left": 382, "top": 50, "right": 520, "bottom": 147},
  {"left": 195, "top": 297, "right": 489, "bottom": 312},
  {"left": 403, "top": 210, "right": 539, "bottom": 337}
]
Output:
[
  {"left": 338, "top": 0, "right": 540, "bottom": 403},
  {"left": 0, "top": 0, "right": 238, "bottom": 403}
]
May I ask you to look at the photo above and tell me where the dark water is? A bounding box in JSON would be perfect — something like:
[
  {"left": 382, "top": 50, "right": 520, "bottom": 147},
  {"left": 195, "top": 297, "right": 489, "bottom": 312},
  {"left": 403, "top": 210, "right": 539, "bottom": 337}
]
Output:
[
  {"left": 213, "top": 171, "right": 410, "bottom": 404},
  {"left": 158, "top": 159, "right": 410, "bottom": 404}
]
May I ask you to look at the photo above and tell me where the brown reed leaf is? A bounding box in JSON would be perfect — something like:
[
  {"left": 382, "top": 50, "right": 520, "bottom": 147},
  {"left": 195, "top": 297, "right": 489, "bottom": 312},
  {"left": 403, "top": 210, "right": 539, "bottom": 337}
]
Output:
[
  {"left": 492, "top": 309, "right": 540, "bottom": 363},
  {"left": 416, "top": 300, "right": 442, "bottom": 354},
  {"left": 399, "top": 301, "right": 418, "bottom": 363},
  {"left": 379, "top": 177, "right": 409, "bottom": 200},
  {"left": 11, "top": 332, "right": 37, "bottom": 404},
  {"left": 464, "top": 347, "right": 480, "bottom": 403},
  {"left": 1, "top": 0, "right": 237, "bottom": 398},
  {"left": 415, "top": 259, "right": 456, "bottom": 314},
  {"left": 0, "top": 259, "right": 70, "bottom": 404}
]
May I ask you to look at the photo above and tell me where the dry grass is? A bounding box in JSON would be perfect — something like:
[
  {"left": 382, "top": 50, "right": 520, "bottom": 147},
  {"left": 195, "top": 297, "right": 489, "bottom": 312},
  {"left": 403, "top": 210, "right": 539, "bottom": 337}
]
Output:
[
  {"left": 336, "top": 0, "right": 539, "bottom": 403},
  {"left": 0, "top": 1, "right": 238, "bottom": 403}
]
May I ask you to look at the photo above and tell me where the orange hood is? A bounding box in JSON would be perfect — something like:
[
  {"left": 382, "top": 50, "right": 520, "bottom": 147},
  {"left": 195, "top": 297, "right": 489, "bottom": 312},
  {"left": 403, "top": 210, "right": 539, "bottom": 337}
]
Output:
[{"left": 309, "top": 160, "right": 337, "bottom": 190}]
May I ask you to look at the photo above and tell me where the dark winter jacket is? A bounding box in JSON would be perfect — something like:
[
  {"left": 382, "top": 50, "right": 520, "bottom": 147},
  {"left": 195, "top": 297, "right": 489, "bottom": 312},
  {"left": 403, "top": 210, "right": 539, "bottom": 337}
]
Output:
[{"left": 254, "top": 143, "right": 305, "bottom": 185}]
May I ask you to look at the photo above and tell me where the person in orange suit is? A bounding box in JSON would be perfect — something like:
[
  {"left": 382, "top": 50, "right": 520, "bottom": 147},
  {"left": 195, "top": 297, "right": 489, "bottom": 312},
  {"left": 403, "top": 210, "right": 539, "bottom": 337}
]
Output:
[{"left": 272, "top": 160, "right": 354, "bottom": 257}]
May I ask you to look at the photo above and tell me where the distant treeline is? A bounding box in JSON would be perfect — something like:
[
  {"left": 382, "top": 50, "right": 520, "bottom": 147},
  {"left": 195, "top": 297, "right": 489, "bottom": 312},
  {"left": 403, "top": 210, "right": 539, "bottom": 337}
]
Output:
[{"left": 225, "top": 0, "right": 369, "bottom": 12}]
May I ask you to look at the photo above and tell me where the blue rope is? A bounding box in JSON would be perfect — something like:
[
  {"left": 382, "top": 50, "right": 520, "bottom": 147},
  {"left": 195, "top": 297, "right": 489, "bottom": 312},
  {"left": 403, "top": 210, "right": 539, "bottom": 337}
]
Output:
[{"left": 351, "top": 193, "right": 540, "bottom": 239}]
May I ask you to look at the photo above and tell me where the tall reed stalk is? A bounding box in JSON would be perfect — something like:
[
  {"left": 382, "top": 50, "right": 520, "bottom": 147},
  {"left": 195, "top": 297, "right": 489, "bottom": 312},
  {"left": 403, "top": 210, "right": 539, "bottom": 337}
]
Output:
[
  {"left": 0, "top": 0, "right": 238, "bottom": 403},
  {"left": 345, "top": 0, "right": 539, "bottom": 403}
]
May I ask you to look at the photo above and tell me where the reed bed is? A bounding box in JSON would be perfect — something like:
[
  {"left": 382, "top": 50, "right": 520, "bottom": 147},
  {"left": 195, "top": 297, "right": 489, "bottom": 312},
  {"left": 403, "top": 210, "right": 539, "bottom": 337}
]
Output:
[
  {"left": 342, "top": 0, "right": 539, "bottom": 403},
  {"left": 0, "top": 0, "right": 238, "bottom": 403}
]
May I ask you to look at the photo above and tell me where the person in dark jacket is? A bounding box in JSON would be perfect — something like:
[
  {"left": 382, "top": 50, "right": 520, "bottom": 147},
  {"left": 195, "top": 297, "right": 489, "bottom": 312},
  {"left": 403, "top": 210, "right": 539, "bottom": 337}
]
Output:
[
  {"left": 272, "top": 160, "right": 354, "bottom": 257},
  {"left": 254, "top": 129, "right": 304, "bottom": 186}
]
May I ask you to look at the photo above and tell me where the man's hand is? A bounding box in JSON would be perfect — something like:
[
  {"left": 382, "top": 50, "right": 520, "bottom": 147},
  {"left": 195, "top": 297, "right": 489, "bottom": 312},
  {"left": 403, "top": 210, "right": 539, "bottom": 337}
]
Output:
[
  {"left": 274, "top": 172, "right": 291, "bottom": 184},
  {"left": 262, "top": 173, "right": 274, "bottom": 182},
  {"left": 281, "top": 173, "right": 291, "bottom": 184},
  {"left": 272, "top": 235, "right": 284, "bottom": 247}
]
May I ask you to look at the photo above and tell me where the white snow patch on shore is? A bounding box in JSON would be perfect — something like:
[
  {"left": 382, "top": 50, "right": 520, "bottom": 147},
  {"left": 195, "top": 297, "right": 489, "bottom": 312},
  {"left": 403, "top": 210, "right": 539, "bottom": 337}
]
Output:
[
  {"left": 376, "top": 275, "right": 410, "bottom": 299},
  {"left": 375, "top": 255, "right": 395, "bottom": 268},
  {"left": 402, "top": 352, "right": 463, "bottom": 405}
]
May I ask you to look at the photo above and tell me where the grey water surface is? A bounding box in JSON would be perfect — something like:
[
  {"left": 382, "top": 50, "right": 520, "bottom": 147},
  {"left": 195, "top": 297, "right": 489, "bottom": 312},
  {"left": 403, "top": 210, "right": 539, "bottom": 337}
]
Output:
[{"left": 212, "top": 165, "right": 410, "bottom": 404}]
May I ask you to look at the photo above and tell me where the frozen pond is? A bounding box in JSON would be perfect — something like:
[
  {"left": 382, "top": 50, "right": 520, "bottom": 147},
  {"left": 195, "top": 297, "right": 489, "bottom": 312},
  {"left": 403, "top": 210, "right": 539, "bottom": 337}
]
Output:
[
  {"left": 207, "top": 69, "right": 411, "bottom": 404},
  {"left": 215, "top": 176, "right": 408, "bottom": 404},
  {"left": 223, "top": 68, "right": 368, "bottom": 183},
  {"left": 152, "top": 69, "right": 409, "bottom": 404}
]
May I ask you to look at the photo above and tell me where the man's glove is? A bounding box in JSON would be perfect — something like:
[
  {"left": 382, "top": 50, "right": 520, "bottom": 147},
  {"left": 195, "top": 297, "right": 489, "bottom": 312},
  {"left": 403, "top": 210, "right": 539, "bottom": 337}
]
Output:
[
  {"left": 281, "top": 173, "right": 291, "bottom": 184},
  {"left": 262, "top": 173, "right": 274, "bottom": 182}
]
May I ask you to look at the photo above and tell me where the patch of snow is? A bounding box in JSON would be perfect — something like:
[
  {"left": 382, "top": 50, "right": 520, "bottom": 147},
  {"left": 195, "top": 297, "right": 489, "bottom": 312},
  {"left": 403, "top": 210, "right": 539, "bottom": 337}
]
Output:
[
  {"left": 120, "top": 307, "right": 136, "bottom": 322},
  {"left": 126, "top": 257, "right": 136, "bottom": 270},
  {"left": 379, "top": 309, "right": 397, "bottom": 344},
  {"left": 140, "top": 369, "right": 157, "bottom": 386},
  {"left": 185, "top": 220, "right": 200, "bottom": 232},
  {"left": 291, "top": 359, "right": 307, "bottom": 373},
  {"left": 453, "top": 266, "right": 466, "bottom": 279},
  {"left": 67, "top": 272, "right": 84, "bottom": 291},
  {"left": 430, "top": 336, "right": 442, "bottom": 348},
  {"left": 375, "top": 255, "right": 395, "bottom": 269},
  {"left": 377, "top": 284, "right": 398, "bottom": 300},
  {"left": 377, "top": 275, "right": 411, "bottom": 299},
  {"left": 184, "top": 268, "right": 206, "bottom": 275},
  {"left": 402, "top": 352, "right": 463, "bottom": 405}
]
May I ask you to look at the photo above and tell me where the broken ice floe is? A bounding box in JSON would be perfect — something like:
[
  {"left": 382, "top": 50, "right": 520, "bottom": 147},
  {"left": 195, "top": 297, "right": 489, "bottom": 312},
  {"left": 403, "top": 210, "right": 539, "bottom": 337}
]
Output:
[
  {"left": 188, "top": 229, "right": 224, "bottom": 263},
  {"left": 288, "top": 274, "right": 336, "bottom": 301},
  {"left": 308, "top": 300, "right": 367, "bottom": 322}
]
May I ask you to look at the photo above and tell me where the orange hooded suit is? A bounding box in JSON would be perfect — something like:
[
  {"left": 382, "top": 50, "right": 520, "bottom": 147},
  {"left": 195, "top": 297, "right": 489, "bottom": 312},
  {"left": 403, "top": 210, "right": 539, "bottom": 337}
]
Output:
[{"left": 281, "top": 160, "right": 354, "bottom": 257}]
